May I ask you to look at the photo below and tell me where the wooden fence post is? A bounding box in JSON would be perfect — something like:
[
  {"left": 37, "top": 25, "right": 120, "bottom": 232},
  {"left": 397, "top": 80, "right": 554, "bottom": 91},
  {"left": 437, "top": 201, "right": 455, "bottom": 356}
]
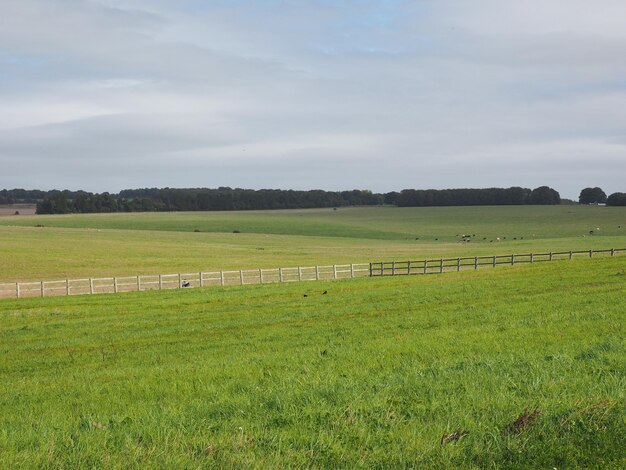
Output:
[
  {"left": 611, "top": 248, "right": 615, "bottom": 257},
  {"left": 178, "top": 273, "right": 182, "bottom": 288},
  {"left": 511, "top": 254, "right": 515, "bottom": 265},
  {"left": 549, "top": 252, "right": 553, "bottom": 262},
  {"left": 333, "top": 265, "right": 337, "bottom": 279},
  {"left": 89, "top": 278, "right": 94, "bottom": 294},
  {"left": 240, "top": 270, "right": 244, "bottom": 285},
  {"left": 457, "top": 258, "right": 461, "bottom": 272},
  {"left": 492, "top": 256, "right": 496, "bottom": 267},
  {"left": 298, "top": 266, "right": 302, "bottom": 281},
  {"left": 423, "top": 260, "right": 427, "bottom": 274},
  {"left": 439, "top": 258, "right": 443, "bottom": 274},
  {"left": 392, "top": 261, "right": 396, "bottom": 276},
  {"left": 589, "top": 250, "right": 593, "bottom": 258},
  {"left": 351, "top": 263, "right": 355, "bottom": 278},
  {"left": 569, "top": 251, "right": 573, "bottom": 260},
  {"left": 40, "top": 281, "right": 44, "bottom": 297},
  {"left": 220, "top": 271, "right": 224, "bottom": 286},
  {"left": 279, "top": 268, "right": 283, "bottom": 282},
  {"left": 530, "top": 253, "right": 534, "bottom": 263},
  {"left": 407, "top": 261, "right": 411, "bottom": 275},
  {"left": 137, "top": 276, "right": 141, "bottom": 291},
  {"left": 66, "top": 279, "right": 69, "bottom": 295},
  {"left": 16, "top": 282, "right": 19, "bottom": 298},
  {"left": 259, "top": 269, "right": 264, "bottom": 284},
  {"left": 316, "top": 266, "right": 320, "bottom": 280},
  {"left": 113, "top": 277, "right": 118, "bottom": 293},
  {"left": 474, "top": 257, "right": 478, "bottom": 270},
  {"left": 369, "top": 263, "right": 372, "bottom": 277}
]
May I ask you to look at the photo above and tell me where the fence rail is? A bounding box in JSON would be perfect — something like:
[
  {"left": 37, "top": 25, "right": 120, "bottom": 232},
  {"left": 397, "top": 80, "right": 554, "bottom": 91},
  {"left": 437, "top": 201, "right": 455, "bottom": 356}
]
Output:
[
  {"left": 0, "top": 264, "right": 371, "bottom": 300},
  {"left": 369, "top": 248, "right": 624, "bottom": 277},
  {"left": 1, "top": 249, "right": 624, "bottom": 300}
]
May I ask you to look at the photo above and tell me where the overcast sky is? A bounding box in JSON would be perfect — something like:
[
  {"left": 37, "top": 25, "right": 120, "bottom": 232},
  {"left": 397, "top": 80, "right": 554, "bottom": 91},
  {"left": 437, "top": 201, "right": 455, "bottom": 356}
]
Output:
[{"left": 1, "top": 0, "right": 625, "bottom": 199}]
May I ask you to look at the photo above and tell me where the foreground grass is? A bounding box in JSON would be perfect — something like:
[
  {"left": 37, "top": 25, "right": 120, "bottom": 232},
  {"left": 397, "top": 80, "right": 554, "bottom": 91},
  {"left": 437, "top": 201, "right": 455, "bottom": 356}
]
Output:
[
  {"left": 1, "top": 258, "right": 624, "bottom": 468},
  {"left": 2, "top": 205, "right": 626, "bottom": 282}
]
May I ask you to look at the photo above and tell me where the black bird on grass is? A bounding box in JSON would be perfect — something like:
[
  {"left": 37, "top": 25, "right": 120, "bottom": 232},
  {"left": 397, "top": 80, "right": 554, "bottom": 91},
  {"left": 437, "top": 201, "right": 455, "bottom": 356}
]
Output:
[{"left": 322, "top": 290, "right": 328, "bottom": 295}]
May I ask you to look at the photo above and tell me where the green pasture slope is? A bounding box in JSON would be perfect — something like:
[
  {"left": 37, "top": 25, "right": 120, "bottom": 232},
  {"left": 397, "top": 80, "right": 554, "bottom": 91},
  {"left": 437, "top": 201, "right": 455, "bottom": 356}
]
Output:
[
  {"left": 1, "top": 258, "right": 624, "bottom": 468},
  {"left": 1, "top": 205, "right": 626, "bottom": 282}
]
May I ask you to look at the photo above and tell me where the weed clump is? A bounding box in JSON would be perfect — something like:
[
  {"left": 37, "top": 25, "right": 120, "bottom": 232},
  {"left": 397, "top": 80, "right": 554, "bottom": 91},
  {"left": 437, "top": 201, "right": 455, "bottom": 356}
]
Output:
[
  {"left": 502, "top": 408, "right": 540, "bottom": 435},
  {"left": 441, "top": 429, "right": 469, "bottom": 444}
]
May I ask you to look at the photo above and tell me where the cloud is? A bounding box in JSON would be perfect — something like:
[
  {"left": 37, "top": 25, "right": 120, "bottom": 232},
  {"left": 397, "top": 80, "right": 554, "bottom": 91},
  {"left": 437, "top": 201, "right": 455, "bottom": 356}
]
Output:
[{"left": 0, "top": 0, "right": 625, "bottom": 198}]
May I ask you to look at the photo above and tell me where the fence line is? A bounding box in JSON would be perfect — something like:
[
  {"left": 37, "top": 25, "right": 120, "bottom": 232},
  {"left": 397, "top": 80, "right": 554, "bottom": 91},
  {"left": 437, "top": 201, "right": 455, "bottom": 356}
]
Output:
[
  {"left": 1, "top": 249, "right": 623, "bottom": 300},
  {"left": 0, "top": 263, "right": 370, "bottom": 300},
  {"left": 369, "top": 248, "right": 624, "bottom": 277}
]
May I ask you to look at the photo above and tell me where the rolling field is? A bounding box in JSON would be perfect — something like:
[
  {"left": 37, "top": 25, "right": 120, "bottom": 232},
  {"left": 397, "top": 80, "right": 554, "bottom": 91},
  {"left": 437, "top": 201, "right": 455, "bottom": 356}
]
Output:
[
  {"left": 1, "top": 205, "right": 625, "bottom": 467},
  {"left": 1, "top": 258, "right": 624, "bottom": 468},
  {"left": 1, "top": 205, "right": 626, "bottom": 282}
]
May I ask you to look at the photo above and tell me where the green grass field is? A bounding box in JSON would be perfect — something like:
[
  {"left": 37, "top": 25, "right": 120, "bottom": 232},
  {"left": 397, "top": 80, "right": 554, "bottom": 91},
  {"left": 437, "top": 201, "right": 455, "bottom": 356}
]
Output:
[
  {"left": 1, "top": 258, "right": 624, "bottom": 468},
  {"left": 1, "top": 205, "right": 625, "bottom": 467},
  {"left": 1, "top": 205, "right": 626, "bottom": 282}
]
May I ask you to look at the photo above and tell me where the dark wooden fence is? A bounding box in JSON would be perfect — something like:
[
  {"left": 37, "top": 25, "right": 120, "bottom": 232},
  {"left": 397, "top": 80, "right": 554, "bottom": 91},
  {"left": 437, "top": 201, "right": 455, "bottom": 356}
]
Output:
[{"left": 369, "top": 248, "right": 624, "bottom": 277}]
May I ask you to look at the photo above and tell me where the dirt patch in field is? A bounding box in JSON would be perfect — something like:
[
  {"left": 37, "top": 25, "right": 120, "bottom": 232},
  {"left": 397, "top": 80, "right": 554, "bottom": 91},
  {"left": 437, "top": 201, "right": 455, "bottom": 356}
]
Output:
[{"left": 0, "top": 204, "right": 37, "bottom": 216}]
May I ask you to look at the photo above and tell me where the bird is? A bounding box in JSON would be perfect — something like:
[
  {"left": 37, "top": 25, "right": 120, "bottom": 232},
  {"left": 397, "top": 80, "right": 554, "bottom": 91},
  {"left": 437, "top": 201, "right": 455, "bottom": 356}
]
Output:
[
  {"left": 303, "top": 294, "right": 308, "bottom": 297},
  {"left": 322, "top": 290, "right": 328, "bottom": 295}
]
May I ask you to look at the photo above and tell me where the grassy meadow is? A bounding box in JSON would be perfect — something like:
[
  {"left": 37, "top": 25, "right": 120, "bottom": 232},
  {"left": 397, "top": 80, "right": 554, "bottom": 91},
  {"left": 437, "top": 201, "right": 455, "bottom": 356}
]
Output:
[
  {"left": 1, "top": 205, "right": 626, "bottom": 282},
  {"left": 1, "top": 257, "right": 624, "bottom": 468},
  {"left": 1, "top": 205, "right": 625, "bottom": 467}
]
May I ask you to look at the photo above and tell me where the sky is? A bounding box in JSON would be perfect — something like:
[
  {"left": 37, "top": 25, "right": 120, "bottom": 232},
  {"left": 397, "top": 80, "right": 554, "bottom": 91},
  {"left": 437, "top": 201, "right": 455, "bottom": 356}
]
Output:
[{"left": 1, "top": 0, "right": 625, "bottom": 199}]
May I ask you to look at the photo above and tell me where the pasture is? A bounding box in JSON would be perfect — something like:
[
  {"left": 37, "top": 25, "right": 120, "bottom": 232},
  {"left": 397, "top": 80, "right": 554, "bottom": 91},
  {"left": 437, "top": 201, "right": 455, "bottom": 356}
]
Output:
[
  {"left": 1, "top": 205, "right": 626, "bottom": 282},
  {"left": 0, "top": 258, "right": 624, "bottom": 468},
  {"left": 1, "top": 205, "right": 625, "bottom": 467}
]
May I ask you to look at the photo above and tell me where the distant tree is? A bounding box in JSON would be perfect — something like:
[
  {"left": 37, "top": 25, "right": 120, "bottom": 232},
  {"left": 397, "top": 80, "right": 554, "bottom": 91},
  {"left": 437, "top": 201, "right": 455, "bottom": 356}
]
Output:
[
  {"left": 579, "top": 187, "right": 607, "bottom": 204},
  {"left": 36, "top": 191, "right": 70, "bottom": 214},
  {"left": 384, "top": 191, "right": 400, "bottom": 205},
  {"left": 530, "top": 186, "right": 561, "bottom": 205},
  {"left": 606, "top": 192, "right": 626, "bottom": 206}
]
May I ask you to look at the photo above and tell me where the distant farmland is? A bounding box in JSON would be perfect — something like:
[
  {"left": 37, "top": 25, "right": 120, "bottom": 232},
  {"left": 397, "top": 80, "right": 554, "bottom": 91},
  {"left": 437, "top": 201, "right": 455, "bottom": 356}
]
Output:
[
  {"left": 1, "top": 205, "right": 625, "bottom": 282},
  {"left": 0, "top": 204, "right": 37, "bottom": 216}
]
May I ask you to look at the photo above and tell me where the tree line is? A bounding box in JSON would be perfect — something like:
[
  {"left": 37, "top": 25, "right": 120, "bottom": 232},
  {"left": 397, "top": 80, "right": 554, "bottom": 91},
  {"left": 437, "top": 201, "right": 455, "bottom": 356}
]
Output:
[
  {"left": 2, "top": 185, "right": 624, "bottom": 214},
  {"left": 390, "top": 186, "right": 561, "bottom": 206},
  {"left": 578, "top": 187, "right": 626, "bottom": 206},
  {"left": 32, "top": 188, "right": 383, "bottom": 214}
]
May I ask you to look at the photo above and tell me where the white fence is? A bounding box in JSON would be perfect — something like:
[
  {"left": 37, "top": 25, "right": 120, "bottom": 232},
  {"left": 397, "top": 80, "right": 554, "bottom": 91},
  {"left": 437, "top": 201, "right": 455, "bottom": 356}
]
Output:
[
  {"left": 1, "top": 248, "right": 624, "bottom": 300},
  {"left": 0, "top": 264, "right": 371, "bottom": 299}
]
